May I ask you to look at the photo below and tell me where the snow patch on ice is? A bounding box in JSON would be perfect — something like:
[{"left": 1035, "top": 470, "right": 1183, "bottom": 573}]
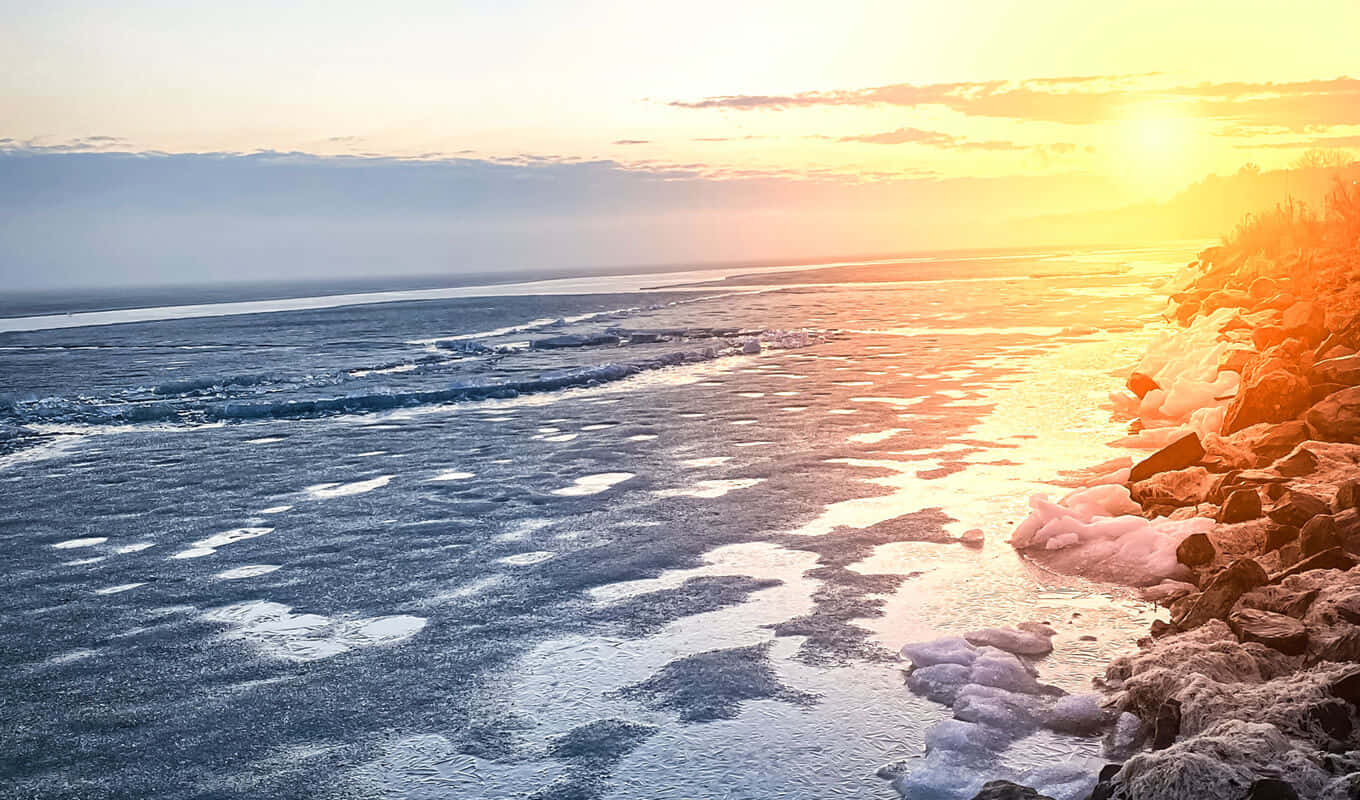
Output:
[
  {"left": 170, "top": 527, "right": 273, "bottom": 559},
  {"left": 551, "top": 472, "right": 635, "bottom": 496},
  {"left": 95, "top": 583, "right": 146, "bottom": 595},
  {"left": 52, "top": 537, "right": 106, "bottom": 549},
  {"left": 656, "top": 478, "right": 763, "bottom": 499},
  {"left": 306, "top": 475, "right": 392, "bottom": 498},
  {"left": 216, "top": 565, "right": 281, "bottom": 579},
  {"left": 497, "top": 551, "right": 556, "bottom": 566},
  {"left": 427, "top": 470, "right": 474, "bottom": 482},
  {"left": 203, "top": 600, "right": 426, "bottom": 661}
]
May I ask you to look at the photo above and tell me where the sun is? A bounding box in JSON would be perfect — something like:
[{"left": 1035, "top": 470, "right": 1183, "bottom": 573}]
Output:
[{"left": 1114, "top": 105, "right": 1199, "bottom": 195}]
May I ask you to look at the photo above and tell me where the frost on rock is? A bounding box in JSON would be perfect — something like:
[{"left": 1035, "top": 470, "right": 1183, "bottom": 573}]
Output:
[
  {"left": 1009, "top": 484, "right": 1213, "bottom": 586},
  {"left": 1104, "top": 720, "right": 1350, "bottom": 800},
  {"left": 893, "top": 635, "right": 1112, "bottom": 800}
]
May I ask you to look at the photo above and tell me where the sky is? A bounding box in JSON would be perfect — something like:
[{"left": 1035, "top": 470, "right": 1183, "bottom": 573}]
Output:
[{"left": 2, "top": 0, "right": 1358, "bottom": 288}]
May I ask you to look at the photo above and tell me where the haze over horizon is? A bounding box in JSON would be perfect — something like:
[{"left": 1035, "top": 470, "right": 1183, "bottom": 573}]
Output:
[{"left": 3, "top": 0, "right": 1358, "bottom": 288}]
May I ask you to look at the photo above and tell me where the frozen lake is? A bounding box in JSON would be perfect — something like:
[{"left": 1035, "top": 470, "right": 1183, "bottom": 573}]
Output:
[{"left": 2, "top": 246, "right": 1189, "bottom": 799}]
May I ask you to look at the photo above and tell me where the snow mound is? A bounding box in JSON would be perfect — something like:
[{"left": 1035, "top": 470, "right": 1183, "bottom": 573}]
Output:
[
  {"left": 894, "top": 635, "right": 1115, "bottom": 800},
  {"left": 1010, "top": 485, "right": 1212, "bottom": 586},
  {"left": 1108, "top": 309, "right": 1241, "bottom": 444}
]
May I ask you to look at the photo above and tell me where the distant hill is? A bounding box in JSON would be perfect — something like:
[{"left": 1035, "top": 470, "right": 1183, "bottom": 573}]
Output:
[{"left": 1023, "top": 160, "right": 1360, "bottom": 245}]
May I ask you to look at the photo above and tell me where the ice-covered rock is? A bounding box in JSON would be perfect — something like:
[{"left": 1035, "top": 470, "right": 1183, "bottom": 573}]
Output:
[
  {"left": 964, "top": 624, "right": 1057, "bottom": 657},
  {"left": 1103, "top": 721, "right": 1338, "bottom": 800}
]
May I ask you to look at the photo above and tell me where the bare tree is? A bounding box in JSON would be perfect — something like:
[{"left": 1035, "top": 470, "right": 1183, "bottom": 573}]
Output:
[{"left": 1293, "top": 148, "right": 1353, "bottom": 171}]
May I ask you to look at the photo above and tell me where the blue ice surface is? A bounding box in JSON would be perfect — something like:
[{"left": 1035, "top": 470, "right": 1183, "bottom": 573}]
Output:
[{"left": 0, "top": 254, "right": 1177, "bottom": 799}]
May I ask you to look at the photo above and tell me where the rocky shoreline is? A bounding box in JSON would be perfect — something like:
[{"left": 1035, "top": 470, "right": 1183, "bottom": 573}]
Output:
[{"left": 894, "top": 193, "right": 1360, "bottom": 800}]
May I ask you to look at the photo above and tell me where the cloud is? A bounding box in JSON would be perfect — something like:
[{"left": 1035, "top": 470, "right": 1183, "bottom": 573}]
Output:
[
  {"left": 670, "top": 75, "right": 1360, "bottom": 129},
  {"left": 837, "top": 127, "right": 957, "bottom": 146},
  {"left": 612, "top": 139, "right": 651, "bottom": 145},
  {"left": 1235, "top": 134, "right": 1360, "bottom": 150},
  {"left": 835, "top": 126, "right": 1079, "bottom": 154}
]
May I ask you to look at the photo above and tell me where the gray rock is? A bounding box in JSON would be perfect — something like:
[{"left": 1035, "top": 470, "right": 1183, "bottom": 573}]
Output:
[
  {"left": 1127, "top": 372, "right": 1160, "bottom": 399},
  {"left": 1328, "top": 666, "right": 1360, "bottom": 705},
  {"left": 1314, "top": 354, "right": 1360, "bottom": 385},
  {"left": 1274, "top": 447, "right": 1319, "bottom": 477},
  {"left": 1131, "top": 467, "right": 1216, "bottom": 508},
  {"left": 1334, "top": 594, "right": 1360, "bottom": 624},
  {"left": 1224, "top": 370, "right": 1313, "bottom": 435},
  {"left": 1282, "top": 300, "right": 1327, "bottom": 345},
  {"left": 1335, "top": 480, "right": 1360, "bottom": 512},
  {"left": 1306, "top": 386, "right": 1360, "bottom": 442},
  {"left": 1270, "top": 547, "right": 1357, "bottom": 582},
  {"left": 1129, "top": 433, "right": 1205, "bottom": 483},
  {"left": 1237, "top": 585, "right": 1319, "bottom": 618},
  {"left": 967, "top": 781, "right": 1053, "bottom": 800},
  {"left": 1299, "top": 515, "right": 1340, "bottom": 557},
  {"left": 1177, "top": 532, "right": 1217, "bottom": 568},
  {"left": 1217, "top": 489, "right": 1263, "bottom": 523},
  {"left": 1245, "top": 777, "right": 1301, "bottom": 800},
  {"left": 1175, "top": 559, "right": 1268, "bottom": 629},
  {"left": 1151, "top": 697, "right": 1181, "bottom": 749},
  {"left": 1227, "top": 607, "right": 1309, "bottom": 655},
  {"left": 1267, "top": 491, "right": 1330, "bottom": 527}
]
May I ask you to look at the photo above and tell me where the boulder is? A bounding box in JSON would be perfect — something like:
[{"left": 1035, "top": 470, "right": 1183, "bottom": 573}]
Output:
[
  {"left": 1238, "top": 421, "right": 1309, "bottom": 465},
  {"left": 1270, "top": 547, "right": 1357, "bottom": 582},
  {"left": 1282, "top": 300, "right": 1327, "bottom": 345},
  {"left": 1203, "top": 289, "right": 1250, "bottom": 315},
  {"left": 1223, "top": 370, "right": 1313, "bottom": 435},
  {"left": 1175, "top": 559, "right": 1268, "bottom": 629},
  {"left": 1273, "top": 446, "right": 1319, "bottom": 477},
  {"left": 1216, "top": 489, "right": 1262, "bottom": 523},
  {"left": 1299, "top": 515, "right": 1340, "bottom": 557},
  {"left": 1306, "top": 386, "right": 1360, "bottom": 442},
  {"left": 1333, "top": 480, "right": 1360, "bottom": 512},
  {"left": 967, "top": 781, "right": 1053, "bottom": 800},
  {"left": 1313, "top": 354, "right": 1360, "bottom": 385},
  {"left": 1149, "top": 619, "right": 1178, "bottom": 638},
  {"left": 1088, "top": 764, "right": 1122, "bottom": 800},
  {"left": 1335, "top": 594, "right": 1360, "bottom": 624},
  {"left": 1227, "top": 607, "right": 1309, "bottom": 655},
  {"left": 1252, "top": 325, "right": 1287, "bottom": 350},
  {"left": 1248, "top": 276, "right": 1280, "bottom": 300},
  {"left": 1306, "top": 699, "right": 1352, "bottom": 742},
  {"left": 1237, "top": 584, "right": 1319, "bottom": 618},
  {"left": 1129, "top": 433, "right": 1205, "bottom": 483},
  {"left": 1313, "top": 629, "right": 1360, "bottom": 662},
  {"left": 1127, "top": 371, "right": 1160, "bottom": 399},
  {"left": 1176, "top": 532, "right": 1217, "bottom": 567},
  {"left": 1264, "top": 524, "right": 1300, "bottom": 551},
  {"left": 1267, "top": 491, "right": 1330, "bottom": 527},
  {"left": 1131, "top": 467, "right": 1216, "bottom": 508},
  {"left": 1329, "top": 666, "right": 1360, "bottom": 706},
  {"left": 1245, "top": 778, "right": 1301, "bottom": 800},
  {"left": 1151, "top": 697, "right": 1181, "bottom": 750}
]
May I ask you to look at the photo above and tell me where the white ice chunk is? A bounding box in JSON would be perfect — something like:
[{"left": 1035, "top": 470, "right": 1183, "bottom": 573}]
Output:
[
  {"left": 305, "top": 475, "right": 392, "bottom": 498},
  {"left": 900, "top": 636, "right": 978, "bottom": 668},
  {"left": 1044, "top": 693, "right": 1114, "bottom": 735},
  {"left": 964, "top": 623, "right": 1057, "bottom": 656},
  {"left": 551, "top": 472, "right": 635, "bottom": 496}
]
